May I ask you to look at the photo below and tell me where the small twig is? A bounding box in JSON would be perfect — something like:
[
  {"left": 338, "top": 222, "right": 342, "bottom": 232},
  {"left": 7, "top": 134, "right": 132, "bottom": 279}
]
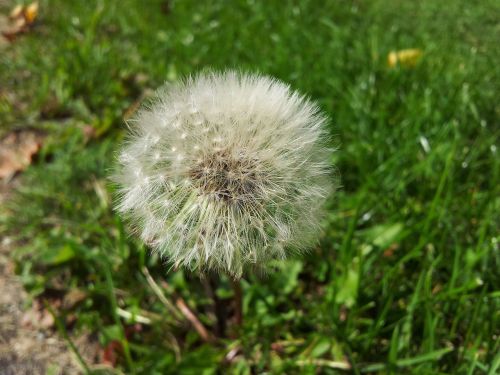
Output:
[{"left": 175, "top": 297, "right": 216, "bottom": 343}]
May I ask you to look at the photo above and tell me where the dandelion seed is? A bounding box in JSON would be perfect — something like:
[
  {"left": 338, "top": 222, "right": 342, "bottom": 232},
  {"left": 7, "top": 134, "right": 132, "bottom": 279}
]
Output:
[{"left": 113, "top": 71, "right": 335, "bottom": 276}]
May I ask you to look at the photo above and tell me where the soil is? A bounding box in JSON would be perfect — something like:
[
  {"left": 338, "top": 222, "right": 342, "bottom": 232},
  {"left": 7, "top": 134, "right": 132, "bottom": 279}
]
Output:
[
  {"left": 0, "top": 172, "right": 98, "bottom": 375},
  {"left": 0, "top": 2, "right": 104, "bottom": 372}
]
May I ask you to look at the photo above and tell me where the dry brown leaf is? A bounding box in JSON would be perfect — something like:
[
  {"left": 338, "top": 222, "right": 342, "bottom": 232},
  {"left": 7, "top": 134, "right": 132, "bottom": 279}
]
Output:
[
  {"left": 39, "top": 308, "right": 56, "bottom": 329},
  {"left": 20, "top": 308, "right": 38, "bottom": 328},
  {"left": 102, "top": 340, "right": 121, "bottom": 367},
  {"left": 20, "top": 300, "right": 55, "bottom": 330},
  {"left": 82, "top": 124, "right": 96, "bottom": 142},
  {"left": 1, "top": 1, "right": 39, "bottom": 41},
  {"left": 1, "top": 16, "right": 26, "bottom": 41},
  {"left": 0, "top": 130, "right": 44, "bottom": 181},
  {"left": 62, "top": 289, "right": 87, "bottom": 310},
  {"left": 9, "top": 5, "right": 23, "bottom": 20},
  {"left": 383, "top": 243, "right": 399, "bottom": 257}
]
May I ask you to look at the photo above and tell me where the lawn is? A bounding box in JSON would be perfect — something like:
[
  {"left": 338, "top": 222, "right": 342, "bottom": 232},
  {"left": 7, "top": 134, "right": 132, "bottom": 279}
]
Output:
[{"left": 1, "top": 0, "right": 499, "bottom": 373}]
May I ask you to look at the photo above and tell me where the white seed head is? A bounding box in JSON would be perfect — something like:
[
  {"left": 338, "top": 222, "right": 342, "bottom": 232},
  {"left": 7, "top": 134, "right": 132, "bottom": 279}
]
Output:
[{"left": 113, "top": 71, "right": 335, "bottom": 276}]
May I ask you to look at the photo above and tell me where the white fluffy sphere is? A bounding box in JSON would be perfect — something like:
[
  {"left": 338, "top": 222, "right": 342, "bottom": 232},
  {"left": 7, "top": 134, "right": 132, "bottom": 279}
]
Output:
[{"left": 113, "top": 71, "right": 334, "bottom": 276}]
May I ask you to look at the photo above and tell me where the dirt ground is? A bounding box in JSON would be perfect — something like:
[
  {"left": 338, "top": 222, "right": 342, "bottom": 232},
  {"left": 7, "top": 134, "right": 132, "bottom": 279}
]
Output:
[
  {"left": 0, "top": 180, "right": 81, "bottom": 374},
  {"left": 0, "top": 0, "right": 102, "bottom": 372},
  {"left": 0, "top": 164, "right": 100, "bottom": 374},
  {"left": 0, "top": 0, "right": 84, "bottom": 371}
]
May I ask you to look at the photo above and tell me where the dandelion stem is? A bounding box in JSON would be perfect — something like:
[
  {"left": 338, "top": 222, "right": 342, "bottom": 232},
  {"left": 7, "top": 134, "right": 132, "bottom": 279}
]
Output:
[
  {"left": 230, "top": 278, "right": 243, "bottom": 327},
  {"left": 204, "top": 273, "right": 227, "bottom": 337}
]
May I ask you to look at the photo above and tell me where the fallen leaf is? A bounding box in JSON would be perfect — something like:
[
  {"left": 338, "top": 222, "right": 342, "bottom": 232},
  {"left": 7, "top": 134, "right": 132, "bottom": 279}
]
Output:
[
  {"left": 1, "top": 1, "right": 39, "bottom": 41},
  {"left": 39, "top": 94, "right": 71, "bottom": 119},
  {"left": 81, "top": 124, "right": 96, "bottom": 142},
  {"left": 39, "top": 308, "right": 55, "bottom": 329},
  {"left": 125, "top": 323, "right": 143, "bottom": 339},
  {"left": 102, "top": 341, "right": 122, "bottom": 367},
  {"left": 387, "top": 48, "right": 423, "bottom": 68},
  {"left": 24, "top": 2, "right": 39, "bottom": 24},
  {"left": 9, "top": 5, "right": 24, "bottom": 20},
  {"left": 21, "top": 298, "right": 55, "bottom": 330},
  {"left": 1, "top": 17, "right": 26, "bottom": 41},
  {"left": 62, "top": 289, "right": 87, "bottom": 310},
  {"left": 0, "top": 130, "right": 44, "bottom": 181},
  {"left": 21, "top": 308, "right": 38, "bottom": 328},
  {"left": 383, "top": 243, "right": 399, "bottom": 258},
  {"left": 271, "top": 342, "right": 284, "bottom": 353}
]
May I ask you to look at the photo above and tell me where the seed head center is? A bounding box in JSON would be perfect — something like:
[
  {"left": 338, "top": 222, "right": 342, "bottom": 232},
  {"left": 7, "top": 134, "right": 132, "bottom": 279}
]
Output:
[{"left": 189, "top": 150, "right": 263, "bottom": 204}]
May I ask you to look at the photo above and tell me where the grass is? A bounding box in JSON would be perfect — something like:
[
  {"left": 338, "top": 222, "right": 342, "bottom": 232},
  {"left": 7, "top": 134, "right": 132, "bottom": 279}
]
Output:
[{"left": 1, "top": 0, "right": 499, "bottom": 373}]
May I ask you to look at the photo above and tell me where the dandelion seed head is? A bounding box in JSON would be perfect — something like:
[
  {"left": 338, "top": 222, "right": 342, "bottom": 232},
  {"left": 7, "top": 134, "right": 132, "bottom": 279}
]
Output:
[{"left": 113, "top": 71, "right": 335, "bottom": 276}]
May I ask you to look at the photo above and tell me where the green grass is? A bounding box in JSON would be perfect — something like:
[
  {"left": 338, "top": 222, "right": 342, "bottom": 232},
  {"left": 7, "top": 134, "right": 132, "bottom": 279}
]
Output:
[{"left": 1, "top": 0, "right": 499, "bottom": 373}]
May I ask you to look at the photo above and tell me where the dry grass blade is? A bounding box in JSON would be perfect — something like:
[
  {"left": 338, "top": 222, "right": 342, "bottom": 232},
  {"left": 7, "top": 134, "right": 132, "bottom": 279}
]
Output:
[
  {"left": 175, "top": 298, "right": 216, "bottom": 344},
  {"left": 141, "top": 266, "right": 182, "bottom": 320},
  {"left": 143, "top": 266, "right": 216, "bottom": 343}
]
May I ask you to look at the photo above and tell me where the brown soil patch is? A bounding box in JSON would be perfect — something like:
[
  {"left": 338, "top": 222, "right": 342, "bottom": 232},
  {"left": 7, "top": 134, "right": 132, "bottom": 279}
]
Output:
[{"left": 0, "top": 177, "right": 98, "bottom": 374}]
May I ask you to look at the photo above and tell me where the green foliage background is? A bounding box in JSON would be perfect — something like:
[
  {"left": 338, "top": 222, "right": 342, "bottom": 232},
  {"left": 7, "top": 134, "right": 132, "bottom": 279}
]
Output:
[{"left": 1, "top": 0, "right": 499, "bottom": 373}]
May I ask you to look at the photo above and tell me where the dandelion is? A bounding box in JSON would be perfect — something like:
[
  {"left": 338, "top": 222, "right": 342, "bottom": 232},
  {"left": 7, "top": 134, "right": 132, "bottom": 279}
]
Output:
[{"left": 113, "top": 71, "right": 334, "bottom": 277}]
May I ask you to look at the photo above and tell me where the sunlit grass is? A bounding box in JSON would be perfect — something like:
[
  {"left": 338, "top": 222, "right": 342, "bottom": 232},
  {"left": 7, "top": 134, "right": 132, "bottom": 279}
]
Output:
[{"left": 1, "top": 0, "right": 499, "bottom": 373}]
